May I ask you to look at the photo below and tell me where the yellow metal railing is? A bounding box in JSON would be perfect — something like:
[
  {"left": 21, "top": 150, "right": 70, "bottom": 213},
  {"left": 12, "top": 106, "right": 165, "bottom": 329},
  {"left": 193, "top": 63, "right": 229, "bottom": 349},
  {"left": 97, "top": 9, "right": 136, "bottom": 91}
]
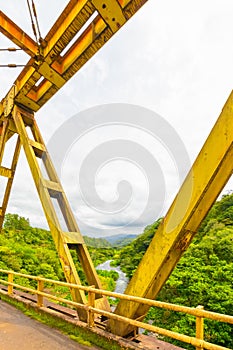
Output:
[{"left": 0, "top": 269, "right": 232, "bottom": 350}]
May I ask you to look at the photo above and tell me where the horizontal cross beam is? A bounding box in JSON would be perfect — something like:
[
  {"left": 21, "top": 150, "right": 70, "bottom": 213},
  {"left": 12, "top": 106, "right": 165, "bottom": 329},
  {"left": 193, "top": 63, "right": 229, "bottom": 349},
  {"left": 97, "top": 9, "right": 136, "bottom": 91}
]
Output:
[
  {"left": 0, "top": 0, "right": 148, "bottom": 116},
  {"left": 0, "top": 11, "right": 38, "bottom": 57}
]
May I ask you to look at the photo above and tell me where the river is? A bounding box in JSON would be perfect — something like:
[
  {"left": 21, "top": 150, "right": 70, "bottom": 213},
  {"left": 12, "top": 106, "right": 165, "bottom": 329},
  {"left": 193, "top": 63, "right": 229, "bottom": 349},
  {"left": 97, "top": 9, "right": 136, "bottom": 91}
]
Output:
[
  {"left": 96, "top": 260, "right": 148, "bottom": 334},
  {"left": 96, "top": 260, "right": 129, "bottom": 294}
]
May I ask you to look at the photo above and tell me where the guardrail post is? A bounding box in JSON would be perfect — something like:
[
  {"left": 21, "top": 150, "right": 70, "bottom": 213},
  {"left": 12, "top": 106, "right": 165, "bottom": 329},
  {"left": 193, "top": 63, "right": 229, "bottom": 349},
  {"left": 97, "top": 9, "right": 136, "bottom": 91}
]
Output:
[
  {"left": 196, "top": 305, "right": 204, "bottom": 350},
  {"left": 37, "top": 278, "right": 44, "bottom": 307},
  {"left": 87, "top": 286, "right": 95, "bottom": 328},
  {"left": 8, "top": 272, "right": 13, "bottom": 295}
]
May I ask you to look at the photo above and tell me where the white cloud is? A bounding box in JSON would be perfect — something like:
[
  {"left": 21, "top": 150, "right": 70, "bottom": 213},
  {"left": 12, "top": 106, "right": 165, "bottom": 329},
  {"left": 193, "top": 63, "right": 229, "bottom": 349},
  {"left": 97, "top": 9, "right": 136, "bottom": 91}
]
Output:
[{"left": 0, "top": 1, "right": 233, "bottom": 236}]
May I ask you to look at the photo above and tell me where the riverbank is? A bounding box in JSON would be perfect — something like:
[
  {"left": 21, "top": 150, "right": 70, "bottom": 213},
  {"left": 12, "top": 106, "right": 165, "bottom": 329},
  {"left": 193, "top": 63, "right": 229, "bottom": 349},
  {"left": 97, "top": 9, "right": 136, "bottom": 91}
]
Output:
[{"left": 96, "top": 260, "right": 129, "bottom": 294}]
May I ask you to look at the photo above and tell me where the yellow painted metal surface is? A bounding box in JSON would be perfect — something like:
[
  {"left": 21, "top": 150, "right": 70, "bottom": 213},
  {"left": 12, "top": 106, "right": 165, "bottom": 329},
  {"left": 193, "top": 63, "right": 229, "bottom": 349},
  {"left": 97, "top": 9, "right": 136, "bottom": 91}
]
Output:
[
  {"left": 0, "top": 0, "right": 148, "bottom": 115},
  {"left": 0, "top": 0, "right": 147, "bottom": 319},
  {"left": 10, "top": 106, "right": 110, "bottom": 319},
  {"left": 0, "top": 11, "right": 38, "bottom": 57},
  {"left": 0, "top": 269, "right": 232, "bottom": 350},
  {"left": 0, "top": 167, "right": 12, "bottom": 178},
  {"left": 0, "top": 120, "right": 21, "bottom": 230},
  {"left": 196, "top": 305, "right": 204, "bottom": 350},
  {"left": 2, "top": 86, "right": 16, "bottom": 118},
  {"left": 92, "top": 0, "right": 126, "bottom": 33},
  {"left": 109, "top": 91, "right": 233, "bottom": 336},
  {"left": 0, "top": 0, "right": 232, "bottom": 341}
]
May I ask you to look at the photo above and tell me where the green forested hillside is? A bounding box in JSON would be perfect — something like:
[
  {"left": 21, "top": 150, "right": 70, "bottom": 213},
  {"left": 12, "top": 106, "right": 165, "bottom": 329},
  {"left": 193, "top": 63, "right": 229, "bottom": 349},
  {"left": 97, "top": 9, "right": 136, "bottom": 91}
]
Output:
[
  {"left": 104, "top": 234, "right": 138, "bottom": 247},
  {"left": 112, "top": 194, "right": 233, "bottom": 349},
  {"left": 0, "top": 213, "right": 116, "bottom": 291},
  {"left": 83, "top": 235, "right": 111, "bottom": 248},
  {"left": 111, "top": 219, "right": 162, "bottom": 276},
  {"left": 0, "top": 193, "right": 232, "bottom": 348}
]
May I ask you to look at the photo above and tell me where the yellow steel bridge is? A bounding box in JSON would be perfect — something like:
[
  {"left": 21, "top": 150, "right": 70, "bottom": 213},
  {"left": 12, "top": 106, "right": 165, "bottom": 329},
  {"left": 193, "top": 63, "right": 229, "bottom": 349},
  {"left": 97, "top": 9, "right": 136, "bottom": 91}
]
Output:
[{"left": 0, "top": 1, "right": 232, "bottom": 348}]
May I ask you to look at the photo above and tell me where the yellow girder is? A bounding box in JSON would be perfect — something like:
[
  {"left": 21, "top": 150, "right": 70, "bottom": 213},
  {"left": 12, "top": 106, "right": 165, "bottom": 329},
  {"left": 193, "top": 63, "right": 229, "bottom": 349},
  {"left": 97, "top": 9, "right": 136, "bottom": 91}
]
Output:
[
  {"left": 0, "top": 0, "right": 148, "bottom": 114},
  {"left": 0, "top": 11, "right": 38, "bottom": 57},
  {"left": 0, "top": 0, "right": 148, "bottom": 322},
  {"left": 1, "top": 0, "right": 232, "bottom": 338},
  {"left": 109, "top": 91, "right": 233, "bottom": 336}
]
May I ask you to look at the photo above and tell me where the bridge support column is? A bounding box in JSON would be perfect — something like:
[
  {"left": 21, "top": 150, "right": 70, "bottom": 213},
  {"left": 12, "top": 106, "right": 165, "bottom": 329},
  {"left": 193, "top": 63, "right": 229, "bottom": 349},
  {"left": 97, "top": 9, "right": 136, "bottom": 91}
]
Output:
[
  {"left": 0, "top": 119, "right": 21, "bottom": 230},
  {"left": 2, "top": 105, "right": 110, "bottom": 320},
  {"left": 110, "top": 91, "right": 233, "bottom": 336}
]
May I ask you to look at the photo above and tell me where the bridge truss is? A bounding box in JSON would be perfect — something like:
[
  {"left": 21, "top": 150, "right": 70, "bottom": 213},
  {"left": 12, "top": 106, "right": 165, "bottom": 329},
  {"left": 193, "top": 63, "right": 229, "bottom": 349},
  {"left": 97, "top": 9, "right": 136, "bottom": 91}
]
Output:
[{"left": 0, "top": 0, "right": 232, "bottom": 337}]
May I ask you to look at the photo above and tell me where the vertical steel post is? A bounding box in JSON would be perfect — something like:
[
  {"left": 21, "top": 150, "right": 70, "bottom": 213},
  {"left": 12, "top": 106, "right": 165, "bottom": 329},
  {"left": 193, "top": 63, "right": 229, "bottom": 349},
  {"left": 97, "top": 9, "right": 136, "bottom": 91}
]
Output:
[
  {"left": 0, "top": 120, "right": 21, "bottom": 230},
  {"left": 37, "top": 278, "right": 44, "bottom": 307},
  {"left": 196, "top": 305, "right": 204, "bottom": 350},
  {"left": 88, "top": 286, "right": 96, "bottom": 328},
  {"left": 7, "top": 272, "right": 13, "bottom": 295}
]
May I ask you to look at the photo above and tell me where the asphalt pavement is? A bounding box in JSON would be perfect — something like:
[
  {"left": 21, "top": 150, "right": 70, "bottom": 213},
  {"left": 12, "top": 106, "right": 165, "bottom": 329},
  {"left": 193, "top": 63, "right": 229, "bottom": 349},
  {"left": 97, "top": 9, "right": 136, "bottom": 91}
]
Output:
[{"left": 0, "top": 299, "right": 101, "bottom": 350}]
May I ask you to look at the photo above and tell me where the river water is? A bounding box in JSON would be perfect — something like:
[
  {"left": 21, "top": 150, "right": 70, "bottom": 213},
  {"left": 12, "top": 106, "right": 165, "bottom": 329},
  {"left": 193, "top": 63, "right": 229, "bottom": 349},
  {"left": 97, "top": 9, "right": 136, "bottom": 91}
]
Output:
[
  {"left": 96, "top": 260, "right": 147, "bottom": 334},
  {"left": 96, "top": 260, "right": 129, "bottom": 294}
]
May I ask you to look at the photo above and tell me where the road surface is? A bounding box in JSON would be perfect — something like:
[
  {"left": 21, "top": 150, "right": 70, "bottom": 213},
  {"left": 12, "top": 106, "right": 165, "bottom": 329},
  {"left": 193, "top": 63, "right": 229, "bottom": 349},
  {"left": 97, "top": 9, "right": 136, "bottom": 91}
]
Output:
[{"left": 0, "top": 300, "right": 100, "bottom": 350}]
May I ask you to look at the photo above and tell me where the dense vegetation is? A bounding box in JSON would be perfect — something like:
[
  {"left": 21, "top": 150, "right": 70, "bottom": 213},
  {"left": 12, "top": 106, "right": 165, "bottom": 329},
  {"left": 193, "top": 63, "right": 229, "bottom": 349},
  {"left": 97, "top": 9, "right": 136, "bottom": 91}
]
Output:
[
  {"left": 111, "top": 219, "right": 162, "bottom": 276},
  {"left": 104, "top": 234, "right": 138, "bottom": 247},
  {"left": 0, "top": 193, "right": 232, "bottom": 348},
  {"left": 0, "top": 213, "right": 117, "bottom": 293},
  {"left": 112, "top": 194, "right": 233, "bottom": 349}
]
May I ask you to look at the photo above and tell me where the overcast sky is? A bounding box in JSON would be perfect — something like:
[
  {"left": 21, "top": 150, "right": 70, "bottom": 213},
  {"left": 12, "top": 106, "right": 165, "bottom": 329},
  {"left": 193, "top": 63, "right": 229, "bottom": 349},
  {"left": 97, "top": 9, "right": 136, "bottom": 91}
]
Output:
[{"left": 0, "top": 0, "right": 233, "bottom": 237}]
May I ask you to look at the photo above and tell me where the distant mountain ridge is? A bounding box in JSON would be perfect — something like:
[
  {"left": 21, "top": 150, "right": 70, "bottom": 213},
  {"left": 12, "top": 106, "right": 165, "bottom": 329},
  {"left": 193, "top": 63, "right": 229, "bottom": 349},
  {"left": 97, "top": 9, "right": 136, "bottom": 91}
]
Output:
[
  {"left": 83, "top": 233, "right": 138, "bottom": 247},
  {"left": 103, "top": 234, "right": 138, "bottom": 246},
  {"left": 81, "top": 234, "right": 138, "bottom": 248},
  {"left": 83, "top": 236, "right": 111, "bottom": 248}
]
